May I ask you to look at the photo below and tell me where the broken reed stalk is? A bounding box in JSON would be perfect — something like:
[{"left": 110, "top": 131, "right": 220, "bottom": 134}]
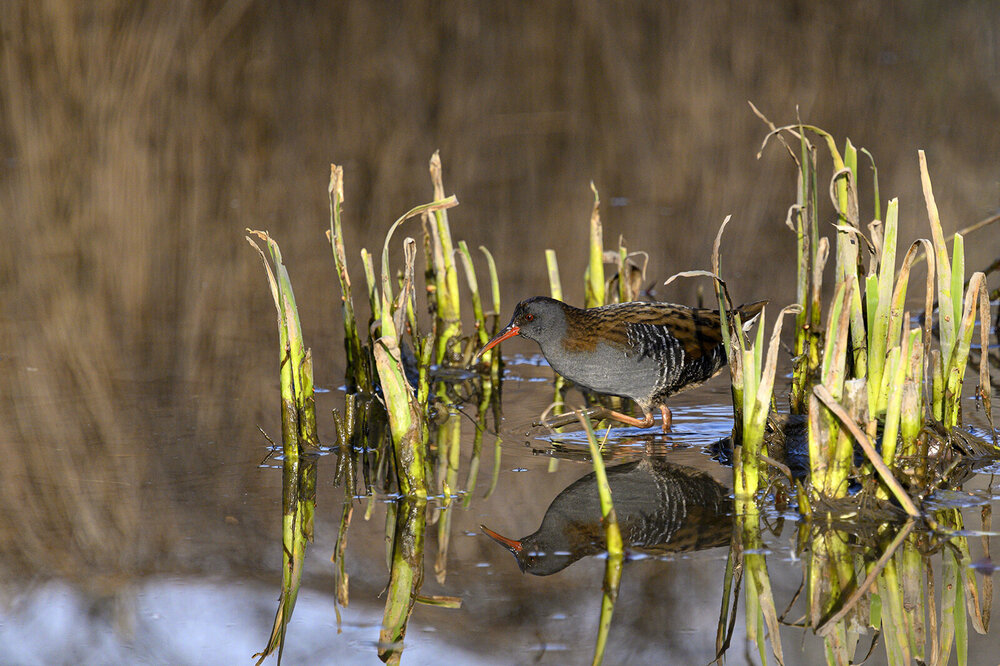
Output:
[
  {"left": 577, "top": 412, "right": 622, "bottom": 666},
  {"left": 327, "top": 164, "right": 366, "bottom": 392},
  {"left": 734, "top": 304, "right": 800, "bottom": 497},
  {"left": 918, "top": 152, "right": 995, "bottom": 433},
  {"left": 429, "top": 151, "right": 463, "bottom": 364},
  {"left": 375, "top": 196, "right": 458, "bottom": 497},
  {"left": 584, "top": 182, "right": 605, "bottom": 308},
  {"left": 662, "top": 215, "right": 793, "bottom": 498},
  {"left": 865, "top": 198, "right": 899, "bottom": 417},
  {"left": 698, "top": 214, "right": 801, "bottom": 496},
  {"left": 246, "top": 230, "right": 319, "bottom": 452},
  {"left": 246, "top": 231, "right": 319, "bottom": 663},
  {"left": 808, "top": 280, "right": 852, "bottom": 498},
  {"left": 921, "top": 151, "right": 957, "bottom": 422}
]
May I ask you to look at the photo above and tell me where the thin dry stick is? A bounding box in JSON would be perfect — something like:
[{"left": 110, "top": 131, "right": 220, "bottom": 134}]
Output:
[
  {"left": 816, "top": 520, "right": 916, "bottom": 635},
  {"left": 813, "top": 385, "right": 920, "bottom": 517},
  {"left": 909, "top": 211, "right": 1000, "bottom": 268}
]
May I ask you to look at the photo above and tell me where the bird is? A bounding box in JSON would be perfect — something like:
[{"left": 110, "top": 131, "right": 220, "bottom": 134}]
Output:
[
  {"left": 477, "top": 296, "right": 766, "bottom": 432},
  {"left": 480, "top": 458, "right": 732, "bottom": 575}
]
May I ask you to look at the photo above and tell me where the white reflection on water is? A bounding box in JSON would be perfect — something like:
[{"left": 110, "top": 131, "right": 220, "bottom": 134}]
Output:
[{"left": 0, "top": 580, "right": 503, "bottom": 666}]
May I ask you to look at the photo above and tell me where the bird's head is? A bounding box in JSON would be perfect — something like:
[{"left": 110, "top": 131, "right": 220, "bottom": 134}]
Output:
[{"left": 476, "top": 297, "right": 567, "bottom": 359}]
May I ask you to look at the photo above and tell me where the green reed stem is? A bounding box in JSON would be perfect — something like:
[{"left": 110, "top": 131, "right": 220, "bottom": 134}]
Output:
[
  {"left": 374, "top": 196, "right": 457, "bottom": 497},
  {"left": 546, "top": 249, "right": 565, "bottom": 472},
  {"left": 809, "top": 280, "right": 852, "bottom": 496},
  {"left": 429, "top": 152, "right": 462, "bottom": 364},
  {"left": 920, "top": 151, "right": 956, "bottom": 417},
  {"left": 584, "top": 182, "right": 605, "bottom": 308},
  {"left": 361, "top": 248, "right": 380, "bottom": 325},
  {"left": 944, "top": 271, "right": 993, "bottom": 430},
  {"left": 867, "top": 198, "right": 899, "bottom": 417}
]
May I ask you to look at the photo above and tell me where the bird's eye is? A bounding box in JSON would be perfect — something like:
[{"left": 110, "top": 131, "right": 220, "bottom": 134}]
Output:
[{"left": 525, "top": 313, "right": 535, "bottom": 322}]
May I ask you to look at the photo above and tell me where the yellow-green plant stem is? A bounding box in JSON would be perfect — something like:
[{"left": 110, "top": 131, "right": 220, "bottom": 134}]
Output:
[
  {"left": 375, "top": 197, "right": 457, "bottom": 497},
  {"left": 429, "top": 152, "right": 462, "bottom": 364},
  {"left": 545, "top": 248, "right": 565, "bottom": 473},
  {"left": 584, "top": 182, "right": 605, "bottom": 308}
]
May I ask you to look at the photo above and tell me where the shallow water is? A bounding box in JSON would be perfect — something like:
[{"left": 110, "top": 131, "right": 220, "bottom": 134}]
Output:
[{"left": 4, "top": 344, "right": 999, "bottom": 666}]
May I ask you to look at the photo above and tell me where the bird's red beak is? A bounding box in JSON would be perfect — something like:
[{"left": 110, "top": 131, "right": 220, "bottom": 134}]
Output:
[
  {"left": 480, "top": 524, "right": 523, "bottom": 554},
  {"left": 474, "top": 324, "right": 520, "bottom": 361}
]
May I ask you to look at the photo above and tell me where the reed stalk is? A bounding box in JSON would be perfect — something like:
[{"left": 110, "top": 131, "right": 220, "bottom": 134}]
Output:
[
  {"left": 246, "top": 229, "right": 325, "bottom": 663},
  {"left": 247, "top": 230, "right": 319, "bottom": 451},
  {"left": 807, "top": 280, "right": 852, "bottom": 497},
  {"left": 546, "top": 249, "right": 565, "bottom": 473},
  {"left": 577, "top": 413, "right": 622, "bottom": 666},
  {"left": 480, "top": 245, "right": 503, "bottom": 382},
  {"left": 457, "top": 240, "right": 489, "bottom": 348},
  {"left": 584, "top": 182, "right": 605, "bottom": 308},
  {"left": 734, "top": 304, "right": 800, "bottom": 497},
  {"left": 789, "top": 158, "right": 811, "bottom": 414},
  {"left": 920, "top": 151, "right": 957, "bottom": 422},
  {"left": 866, "top": 198, "right": 899, "bottom": 417},
  {"left": 900, "top": 328, "right": 925, "bottom": 461},
  {"left": 429, "top": 152, "right": 463, "bottom": 363},
  {"left": 944, "top": 271, "right": 994, "bottom": 430},
  {"left": 327, "top": 164, "right": 366, "bottom": 391},
  {"left": 361, "top": 248, "right": 381, "bottom": 325},
  {"left": 374, "top": 196, "right": 457, "bottom": 497}
]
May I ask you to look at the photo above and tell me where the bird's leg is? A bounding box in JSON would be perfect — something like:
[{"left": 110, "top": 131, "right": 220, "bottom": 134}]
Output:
[{"left": 659, "top": 405, "right": 672, "bottom": 433}]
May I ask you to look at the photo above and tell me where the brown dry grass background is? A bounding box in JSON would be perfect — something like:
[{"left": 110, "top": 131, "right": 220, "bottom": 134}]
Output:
[{"left": 1, "top": 0, "right": 998, "bottom": 591}]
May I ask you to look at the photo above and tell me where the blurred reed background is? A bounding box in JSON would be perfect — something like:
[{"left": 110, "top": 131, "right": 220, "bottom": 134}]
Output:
[{"left": 0, "top": 0, "right": 998, "bottom": 586}]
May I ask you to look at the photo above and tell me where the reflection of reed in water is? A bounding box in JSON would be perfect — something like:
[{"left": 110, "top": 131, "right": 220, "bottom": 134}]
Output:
[{"left": 482, "top": 459, "right": 732, "bottom": 575}]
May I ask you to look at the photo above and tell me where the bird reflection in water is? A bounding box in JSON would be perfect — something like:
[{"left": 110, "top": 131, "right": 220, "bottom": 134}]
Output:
[{"left": 481, "top": 458, "right": 732, "bottom": 575}]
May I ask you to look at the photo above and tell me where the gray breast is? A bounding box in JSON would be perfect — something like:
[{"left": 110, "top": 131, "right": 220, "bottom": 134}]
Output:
[{"left": 542, "top": 339, "right": 663, "bottom": 405}]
